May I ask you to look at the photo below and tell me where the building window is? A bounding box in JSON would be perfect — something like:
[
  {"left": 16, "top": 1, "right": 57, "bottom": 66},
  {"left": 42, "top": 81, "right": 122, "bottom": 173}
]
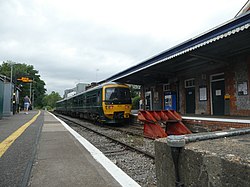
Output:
[
  {"left": 185, "top": 78, "right": 195, "bottom": 88},
  {"left": 163, "top": 84, "right": 170, "bottom": 91},
  {"left": 211, "top": 73, "right": 224, "bottom": 82}
]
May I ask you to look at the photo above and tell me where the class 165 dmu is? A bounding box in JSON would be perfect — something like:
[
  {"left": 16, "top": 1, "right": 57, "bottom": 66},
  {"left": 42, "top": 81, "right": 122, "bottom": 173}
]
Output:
[{"left": 55, "top": 82, "right": 132, "bottom": 124}]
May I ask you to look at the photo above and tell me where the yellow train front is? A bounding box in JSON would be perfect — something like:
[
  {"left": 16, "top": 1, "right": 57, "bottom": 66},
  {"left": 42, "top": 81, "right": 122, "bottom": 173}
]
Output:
[
  {"left": 55, "top": 82, "right": 132, "bottom": 124},
  {"left": 101, "top": 83, "right": 132, "bottom": 124}
]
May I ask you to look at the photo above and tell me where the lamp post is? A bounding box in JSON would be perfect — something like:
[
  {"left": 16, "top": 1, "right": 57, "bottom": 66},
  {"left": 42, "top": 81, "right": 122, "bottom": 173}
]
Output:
[
  {"left": 9, "top": 62, "right": 16, "bottom": 83},
  {"left": 32, "top": 89, "right": 35, "bottom": 109},
  {"left": 9, "top": 62, "right": 15, "bottom": 115},
  {"left": 10, "top": 64, "right": 13, "bottom": 83},
  {"left": 29, "top": 82, "right": 32, "bottom": 99},
  {"left": 30, "top": 79, "right": 35, "bottom": 108}
]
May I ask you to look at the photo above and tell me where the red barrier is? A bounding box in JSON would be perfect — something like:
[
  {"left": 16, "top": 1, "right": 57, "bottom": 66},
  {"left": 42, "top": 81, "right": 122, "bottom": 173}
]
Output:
[
  {"left": 138, "top": 111, "right": 167, "bottom": 139},
  {"left": 138, "top": 110, "right": 191, "bottom": 139},
  {"left": 167, "top": 121, "right": 192, "bottom": 135},
  {"left": 143, "top": 123, "right": 167, "bottom": 139}
]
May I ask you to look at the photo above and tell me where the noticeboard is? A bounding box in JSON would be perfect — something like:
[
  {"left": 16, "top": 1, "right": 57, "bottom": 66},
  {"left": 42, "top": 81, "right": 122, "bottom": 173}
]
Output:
[
  {"left": 238, "top": 81, "right": 248, "bottom": 95},
  {"left": 199, "top": 86, "right": 207, "bottom": 101}
]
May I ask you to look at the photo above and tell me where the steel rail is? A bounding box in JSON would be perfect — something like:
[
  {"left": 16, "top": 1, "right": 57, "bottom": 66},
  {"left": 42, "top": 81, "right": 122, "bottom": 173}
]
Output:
[{"left": 55, "top": 114, "right": 155, "bottom": 160}]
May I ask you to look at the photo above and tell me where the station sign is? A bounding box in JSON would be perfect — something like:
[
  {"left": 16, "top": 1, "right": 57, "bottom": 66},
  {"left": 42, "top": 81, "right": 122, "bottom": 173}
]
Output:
[{"left": 17, "top": 77, "right": 33, "bottom": 83}]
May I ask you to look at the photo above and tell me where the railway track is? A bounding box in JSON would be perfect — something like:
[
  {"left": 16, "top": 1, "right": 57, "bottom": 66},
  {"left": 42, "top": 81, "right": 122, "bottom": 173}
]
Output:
[{"left": 54, "top": 113, "right": 156, "bottom": 186}]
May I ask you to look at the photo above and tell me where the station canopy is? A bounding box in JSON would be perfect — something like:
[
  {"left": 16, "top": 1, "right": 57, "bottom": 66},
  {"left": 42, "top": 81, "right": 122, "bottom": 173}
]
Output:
[{"left": 101, "top": 12, "right": 250, "bottom": 85}]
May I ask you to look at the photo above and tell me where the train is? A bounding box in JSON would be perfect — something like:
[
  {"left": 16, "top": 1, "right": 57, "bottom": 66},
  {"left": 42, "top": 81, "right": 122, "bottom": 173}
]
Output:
[{"left": 55, "top": 82, "right": 132, "bottom": 124}]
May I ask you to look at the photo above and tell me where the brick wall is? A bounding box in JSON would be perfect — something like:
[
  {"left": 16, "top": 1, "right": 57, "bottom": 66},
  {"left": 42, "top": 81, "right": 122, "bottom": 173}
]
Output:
[
  {"left": 228, "top": 55, "right": 250, "bottom": 116},
  {"left": 183, "top": 119, "right": 250, "bottom": 132}
]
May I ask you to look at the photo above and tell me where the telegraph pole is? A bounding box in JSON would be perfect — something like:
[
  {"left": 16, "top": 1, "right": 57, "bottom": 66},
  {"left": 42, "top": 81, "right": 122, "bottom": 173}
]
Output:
[{"left": 29, "top": 82, "right": 32, "bottom": 99}]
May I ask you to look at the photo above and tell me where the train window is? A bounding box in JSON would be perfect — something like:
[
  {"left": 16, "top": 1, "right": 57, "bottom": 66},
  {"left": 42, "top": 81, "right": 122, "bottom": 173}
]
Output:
[
  {"left": 91, "top": 94, "right": 96, "bottom": 104},
  {"left": 86, "top": 94, "right": 97, "bottom": 105},
  {"left": 97, "top": 91, "right": 100, "bottom": 103},
  {"left": 79, "top": 97, "right": 83, "bottom": 105},
  {"left": 105, "top": 87, "right": 131, "bottom": 104},
  {"left": 86, "top": 95, "right": 90, "bottom": 105},
  {"left": 73, "top": 98, "right": 77, "bottom": 105},
  {"left": 105, "top": 88, "right": 114, "bottom": 100}
]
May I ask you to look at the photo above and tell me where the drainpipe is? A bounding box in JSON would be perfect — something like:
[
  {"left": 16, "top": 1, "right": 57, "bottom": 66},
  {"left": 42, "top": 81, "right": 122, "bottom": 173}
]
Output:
[
  {"left": 167, "top": 135, "right": 185, "bottom": 187},
  {"left": 184, "top": 128, "right": 250, "bottom": 143}
]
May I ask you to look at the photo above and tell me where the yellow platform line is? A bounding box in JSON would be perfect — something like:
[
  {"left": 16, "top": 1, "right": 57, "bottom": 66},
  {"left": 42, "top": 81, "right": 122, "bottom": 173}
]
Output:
[{"left": 0, "top": 111, "right": 41, "bottom": 158}]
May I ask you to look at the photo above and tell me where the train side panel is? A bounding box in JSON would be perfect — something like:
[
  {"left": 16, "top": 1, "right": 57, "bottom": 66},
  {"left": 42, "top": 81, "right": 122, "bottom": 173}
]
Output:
[{"left": 55, "top": 82, "right": 132, "bottom": 124}]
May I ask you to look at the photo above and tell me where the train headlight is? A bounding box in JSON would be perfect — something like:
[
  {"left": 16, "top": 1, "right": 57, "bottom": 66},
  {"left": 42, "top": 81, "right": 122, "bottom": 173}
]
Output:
[
  {"left": 106, "top": 105, "right": 114, "bottom": 110},
  {"left": 125, "top": 105, "right": 130, "bottom": 109}
]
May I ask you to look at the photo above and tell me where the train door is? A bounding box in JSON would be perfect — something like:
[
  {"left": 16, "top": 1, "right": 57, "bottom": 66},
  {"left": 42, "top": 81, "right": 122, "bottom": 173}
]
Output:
[
  {"left": 145, "top": 91, "right": 152, "bottom": 110},
  {"left": 210, "top": 73, "right": 225, "bottom": 115}
]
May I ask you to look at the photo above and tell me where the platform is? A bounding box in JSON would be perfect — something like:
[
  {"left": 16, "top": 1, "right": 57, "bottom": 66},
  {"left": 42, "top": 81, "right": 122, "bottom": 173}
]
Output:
[
  {"left": 0, "top": 110, "right": 140, "bottom": 187},
  {"left": 131, "top": 110, "right": 250, "bottom": 132}
]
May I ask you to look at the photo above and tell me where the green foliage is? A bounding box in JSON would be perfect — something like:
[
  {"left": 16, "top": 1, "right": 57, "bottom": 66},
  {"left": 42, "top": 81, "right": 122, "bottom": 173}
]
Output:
[
  {"left": 129, "top": 85, "right": 141, "bottom": 109},
  {"left": 130, "top": 85, "right": 138, "bottom": 98},
  {"left": 132, "top": 95, "right": 140, "bottom": 109},
  {"left": 43, "top": 106, "right": 53, "bottom": 111},
  {"left": 0, "top": 61, "right": 47, "bottom": 108},
  {"left": 42, "top": 91, "right": 62, "bottom": 109}
]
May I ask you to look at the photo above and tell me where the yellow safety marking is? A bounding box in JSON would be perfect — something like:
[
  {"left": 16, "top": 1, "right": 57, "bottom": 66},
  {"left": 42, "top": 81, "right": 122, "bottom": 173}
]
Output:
[{"left": 0, "top": 110, "right": 41, "bottom": 158}]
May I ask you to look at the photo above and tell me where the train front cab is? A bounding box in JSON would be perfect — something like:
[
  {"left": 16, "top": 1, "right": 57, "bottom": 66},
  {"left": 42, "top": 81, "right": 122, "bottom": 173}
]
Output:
[{"left": 102, "top": 84, "right": 132, "bottom": 124}]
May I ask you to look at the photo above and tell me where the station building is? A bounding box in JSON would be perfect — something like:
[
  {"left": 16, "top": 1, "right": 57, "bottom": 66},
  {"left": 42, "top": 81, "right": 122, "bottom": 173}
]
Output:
[{"left": 101, "top": 5, "right": 250, "bottom": 117}]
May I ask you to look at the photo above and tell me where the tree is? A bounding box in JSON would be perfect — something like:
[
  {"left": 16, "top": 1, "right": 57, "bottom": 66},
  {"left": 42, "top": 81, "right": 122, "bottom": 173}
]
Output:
[
  {"left": 129, "top": 85, "right": 141, "bottom": 109},
  {"left": 42, "top": 91, "right": 62, "bottom": 110},
  {"left": 132, "top": 95, "right": 140, "bottom": 109},
  {"left": 0, "top": 61, "right": 47, "bottom": 108}
]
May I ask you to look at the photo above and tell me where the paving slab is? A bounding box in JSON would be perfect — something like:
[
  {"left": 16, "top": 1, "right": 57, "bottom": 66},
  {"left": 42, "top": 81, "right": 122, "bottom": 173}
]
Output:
[{"left": 29, "top": 112, "right": 123, "bottom": 187}]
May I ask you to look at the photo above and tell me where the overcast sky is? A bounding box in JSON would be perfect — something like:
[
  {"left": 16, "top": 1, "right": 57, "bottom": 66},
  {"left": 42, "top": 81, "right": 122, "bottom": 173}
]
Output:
[{"left": 0, "top": 0, "right": 247, "bottom": 96}]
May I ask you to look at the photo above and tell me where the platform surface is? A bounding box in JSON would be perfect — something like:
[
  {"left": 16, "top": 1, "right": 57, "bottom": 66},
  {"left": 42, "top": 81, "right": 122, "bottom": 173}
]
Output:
[
  {"left": 0, "top": 110, "right": 140, "bottom": 187},
  {"left": 0, "top": 110, "right": 43, "bottom": 186},
  {"left": 29, "top": 111, "right": 124, "bottom": 187}
]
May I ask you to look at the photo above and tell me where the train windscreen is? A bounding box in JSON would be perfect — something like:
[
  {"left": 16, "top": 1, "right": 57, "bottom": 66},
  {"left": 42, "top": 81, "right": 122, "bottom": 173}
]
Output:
[{"left": 105, "top": 87, "right": 132, "bottom": 104}]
